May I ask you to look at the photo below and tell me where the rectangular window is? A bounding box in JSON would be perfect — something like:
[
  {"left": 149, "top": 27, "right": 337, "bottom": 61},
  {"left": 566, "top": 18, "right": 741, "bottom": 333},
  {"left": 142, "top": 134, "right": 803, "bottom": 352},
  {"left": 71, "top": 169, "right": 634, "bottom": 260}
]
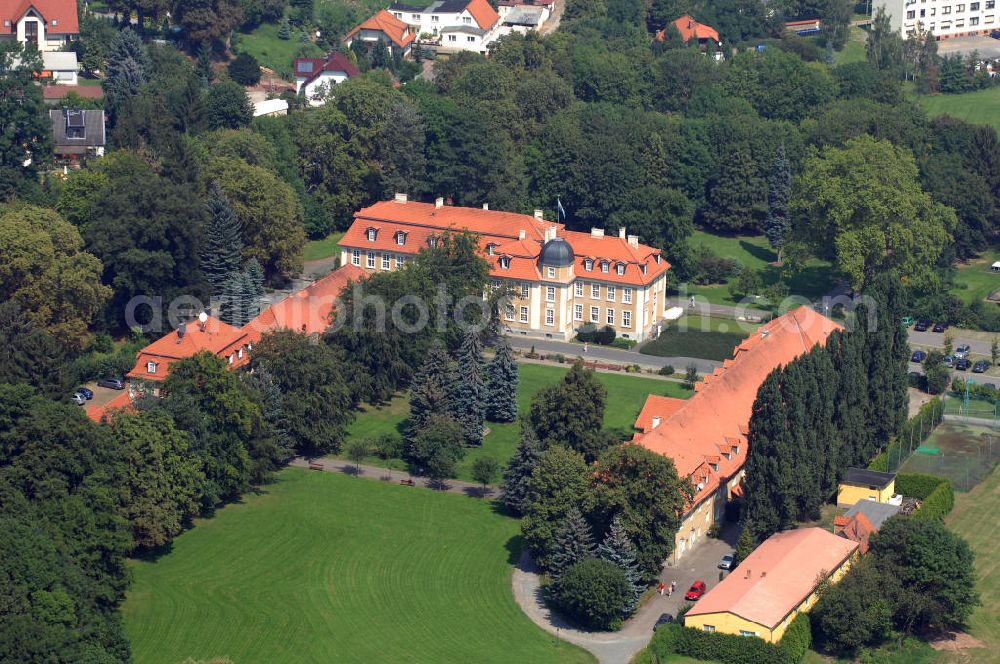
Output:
[
  {"left": 703, "top": 625, "right": 716, "bottom": 633},
  {"left": 505, "top": 305, "right": 515, "bottom": 321},
  {"left": 412, "top": 13, "right": 420, "bottom": 19},
  {"left": 957, "top": 3, "right": 965, "bottom": 11},
  {"left": 972, "top": 15, "right": 980, "bottom": 23},
  {"left": 397, "top": 255, "right": 407, "bottom": 267},
  {"left": 366, "top": 252, "right": 375, "bottom": 268},
  {"left": 987, "top": 1, "right": 994, "bottom": 9},
  {"left": 607, "top": 286, "right": 616, "bottom": 302},
  {"left": 519, "top": 306, "right": 529, "bottom": 323},
  {"left": 448, "top": 34, "right": 456, "bottom": 41},
  {"left": 382, "top": 253, "right": 390, "bottom": 270},
  {"left": 622, "top": 311, "right": 631, "bottom": 328},
  {"left": 590, "top": 306, "right": 599, "bottom": 322},
  {"left": 574, "top": 304, "right": 583, "bottom": 320},
  {"left": 431, "top": 14, "right": 439, "bottom": 21},
  {"left": 931, "top": 7, "right": 936, "bottom": 13},
  {"left": 575, "top": 282, "right": 584, "bottom": 296},
  {"left": 623, "top": 287, "right": 633, "bottom": 304},
  {"left": 147, "top": 361, "right": 157, "bottom": 374},
  {"left": 546, "top": 286, "right": 555, "bottom": 302},
  {"left": 591, "top": 283, "right": 600, "bottom": 299},
  {"left": 352, "top": 249, "right": 360, "bottom": 266},
  {"left": 739, "top": 630, "right": 757, "bottom": 637},
  {"left": 467, "top": 36, "right": 475, "bottom": 42},
  {"left": 545, "top": 308, "right": 554, "bottom": 326},
  {"left": 956, "top": 18, "right": 965, "bottom": 24},
  {"left": 907, "top": 9, "right": 915, "bottom": 17},
  {"left": 971, "top": 1, "right": 980, "bottom": 9},
  {"left": 606, "top": 308, "right": 615, "bottom": 325},
  {"left": 547, "top": 267, "right": 556, "bottom": 278},
  {"left": 463, "top": 15, "right": 471, "bottom": 22},
  {"left": 520, "top": 284, "right": 529, "bottom": 299},
  {"left": 942, "top": 6, "right": 951, "bottom": 13},
  {"left": 396, "top": 233, "right": 405, "bottom": 246},
  {"left": 987, "top": 14, "right": 995, "bottom": 21}
]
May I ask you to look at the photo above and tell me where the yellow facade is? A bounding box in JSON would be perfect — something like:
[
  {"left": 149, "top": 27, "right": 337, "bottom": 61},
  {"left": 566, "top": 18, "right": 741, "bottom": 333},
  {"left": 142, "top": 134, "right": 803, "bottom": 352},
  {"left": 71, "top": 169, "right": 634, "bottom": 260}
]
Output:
[
  {"left": 837, "top": 479, "right": 895, "bottom": 507},
  {"left": 672, "top": 471, "right": 744, "bottom": 562},
  {"left": 684, "top": 551, "right": 857, "bottom": 643}
]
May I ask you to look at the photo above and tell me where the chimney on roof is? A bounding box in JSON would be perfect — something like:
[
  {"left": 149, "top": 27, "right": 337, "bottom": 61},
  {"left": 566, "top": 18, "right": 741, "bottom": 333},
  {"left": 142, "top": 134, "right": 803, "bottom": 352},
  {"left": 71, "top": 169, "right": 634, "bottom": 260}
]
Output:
[
  {"left": 591, "top": 228, "right": 604, "bottom": 238},
  {"left": 435, "top": 196, "right": 444, "bottom": 208},
  {"left": 652, "top": 415, "right": 661, "bottom": 429},
  {"left": 618, "top": 227, "right": 626, "bottom": 239},
  {"left": 176, "top": 323, "right": 186, "bottom": 343},
  {"left": 518, "top": 229, "right": 526, "bottom": 240},
  {"left": 534, "top": 209, "right": 544, "bottom": 220},
  {"left": 545, "top": 225, "right": 557, "bottom": 241},
  {"left": 483, "top": 203, "right": 489, "bottom": 210},
  {"left": 627, "top": 234, "right": 639, "bottom": 248},
  {"left": 745, "top": 569, "right": 751, "bottom": 579},
  {"left": 394, "top": 192, "right": 408, "bottom": 203}
]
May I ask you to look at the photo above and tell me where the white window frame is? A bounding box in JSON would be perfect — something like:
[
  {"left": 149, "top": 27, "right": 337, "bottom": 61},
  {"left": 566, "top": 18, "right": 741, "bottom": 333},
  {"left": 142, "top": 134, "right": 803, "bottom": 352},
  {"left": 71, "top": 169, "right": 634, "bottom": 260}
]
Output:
[
  {"left": 574, "top": 304, "right": 583, "bottom": 321},
  {"left": 520, "top": 284, "right": 529, "bottom": 299},
  {"left": 366, "top": 252, "right": 375, "bottom": 268},
  {"left": 546, "top": 286, "right": 555, "bottom": 302},
  {"left": 623, "top": 287, "right": 633, "bottom": 304},
  {"left": 397, "top": 255, "right": 407, "bottom": 267},
  {"left": 607, "top": 286, "right": 616, "bottom": 302},
  {"left": 703, "top": 625, "right": 716, "bottom": 633},
  {"left": 366, "top": 228, "right": 378, "bottom": 242},
  {"left": 396, "top": 232, "right": 406, "bottom": 246},
  {"left": 575, "top": 282, "right": 584, "bottom": 296},
  {"left": 545, "top": 308, "right": 554, "bottom": 326},
  {"left": 616, "top": 263, "right": 625, "bottom": 275},
  {"left": 500, "top": 257, "right": 511, "bottom": 269},
  {"left": 505, "top": 304, "right": 515, "bottom": 321},
  {"left": 584, "top": 259, "right": 593, "bottom": 271},
  {"left": 381, "top": 253, "right": 390, "bottom": 270},
  {"left": 591, "top": 283, "right": 600, "bottom": 299},
  {"left": 147, "top": 361, "right": 157, "bottom": 374},
  {"left": 607, "top": 308, "right": 615, "bottom": 325},
  {"left": 351, "top": 249, "right": 360, "bottom": 266},
  {"left": 601, "top": 261, "right": 610, "bottom": 273},
  {"left": 622, "top": 311, "right": 631, "bottom": 328},
  {"left": 547, "top": 266, "right": 556, "bottom": 278},
  {"left": 590, "top": 306, "right": 599, "bottom": 323},
  {"left": 519, "top": 306, "right": 529, "bottom": 323}
]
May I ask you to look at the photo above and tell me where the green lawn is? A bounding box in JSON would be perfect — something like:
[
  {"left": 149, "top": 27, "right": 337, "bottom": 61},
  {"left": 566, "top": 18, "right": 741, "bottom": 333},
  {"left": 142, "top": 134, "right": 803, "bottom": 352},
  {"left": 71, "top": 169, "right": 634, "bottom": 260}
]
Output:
[
  {"left": 951, "top": 250, "right": 1000, "bottom": 305},
  {"left": 342, "top": 362, "right": 692, "bottom": 482},
  {"left": 302, "top": 231, "right": 344, "bottom": 262},
  {"left": 236, "top": 23, "right": 323, "bottom": 80},
  {"left": 945, "top": 463, "right": 1000, "bottom": 663},
  {"left": 639, "top": 315, "right": 751, "bottom": 361},
  {"left": 121, "top": 469, "right": 593, "bottom": 664},
  {"left": 917, "top": 87, "right": 1000, "bottom": 134},
  {"left": 833, "top": 26, "right": 868, "bottom": 65},
  {"left": 680, "top": 230, "right": 835, "bottom": 309}
]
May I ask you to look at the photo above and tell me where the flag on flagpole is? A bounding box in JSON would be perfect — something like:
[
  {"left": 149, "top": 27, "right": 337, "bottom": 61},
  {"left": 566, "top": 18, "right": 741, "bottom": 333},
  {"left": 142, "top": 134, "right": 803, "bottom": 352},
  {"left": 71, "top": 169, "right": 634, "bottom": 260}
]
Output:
[{"left": 556, "top": 197, "right": 566, "bottom": 221}]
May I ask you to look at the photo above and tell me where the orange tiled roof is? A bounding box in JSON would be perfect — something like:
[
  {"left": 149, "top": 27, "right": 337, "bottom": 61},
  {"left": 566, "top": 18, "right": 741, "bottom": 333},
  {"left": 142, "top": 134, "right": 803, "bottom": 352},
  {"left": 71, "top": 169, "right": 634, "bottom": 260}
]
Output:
[
  {"left": 245, "top": 264, "right": 367, "bottom": 340},
  {"left": 466, "top": 0, "right": 500, "bottom": 29},
  {"left": 655, "top": 14, "right": 719, "bottom": 43},
  {"left": 3, "top": 0, "right": 79, "bottom": 34},
  {"left": 636, "top": 307, "right": 841, "bottom": 507},
  {"left": 687, "top": 528, "right": 858, "bottom": 628},
  {"left": 344, "top": 10, "right": 415, "bottom": 48},
  {"left": 127, "top": 315, "right": 250, "bottom": 382},
  {"left": 85, "top": 390, "right": 134, "bottom": 423},
  {"left": 634, "top": 394, "right": 688, "bottom": 433},
  {"left": 835, "top": 512, "right": 877, "bottom": 554}
]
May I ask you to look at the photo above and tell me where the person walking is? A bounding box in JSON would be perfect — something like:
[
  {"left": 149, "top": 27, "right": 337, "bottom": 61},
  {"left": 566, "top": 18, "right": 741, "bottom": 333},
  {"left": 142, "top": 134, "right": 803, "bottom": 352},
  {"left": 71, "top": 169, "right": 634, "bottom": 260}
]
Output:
[
  {"left": 671, "top": 580, "right": 677, "bottom": 594},
  {"left": 657, "top": 582, "right": 665, "bottom": 596}
]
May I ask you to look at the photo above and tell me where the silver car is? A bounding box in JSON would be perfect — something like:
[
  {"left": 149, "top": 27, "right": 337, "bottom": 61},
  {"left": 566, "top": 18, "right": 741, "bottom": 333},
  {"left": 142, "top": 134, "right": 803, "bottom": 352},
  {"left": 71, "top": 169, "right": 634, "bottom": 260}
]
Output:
[
  {"left": 955, "top": 344, "right": 971, "bottom": 360},
  {"left": 718, "top": 554, "right": 735, "bottom": 570}
]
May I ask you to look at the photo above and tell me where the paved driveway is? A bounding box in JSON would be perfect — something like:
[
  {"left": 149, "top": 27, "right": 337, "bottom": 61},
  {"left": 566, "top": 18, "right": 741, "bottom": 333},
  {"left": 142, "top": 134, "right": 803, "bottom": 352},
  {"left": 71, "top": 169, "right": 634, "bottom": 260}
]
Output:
[
  {"left": 938, "top": 34, "right": 1000, "bottom": 58},
  {"left": 507, "top": 337, "right": 723, "bottom": 374}
]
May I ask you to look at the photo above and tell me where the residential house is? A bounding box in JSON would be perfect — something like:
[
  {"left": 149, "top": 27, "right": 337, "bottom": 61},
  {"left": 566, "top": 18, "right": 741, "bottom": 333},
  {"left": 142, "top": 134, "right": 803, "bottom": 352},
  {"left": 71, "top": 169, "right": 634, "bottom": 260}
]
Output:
[
  {"left": 498, "top": 0, "right": 552, "bottom": 31},
  {"left": 253, "top": 98, "right": 288, "bottom": 117},
  {"left": 834, "top": 499, "right": 900, "bottom": 554},
  {"left": 339, "top": 194, "right": 671, "bottom": 342},
  {"left": 837, "top": 468, "right": 897, "bottom": 507},
  {"left": 49, "top": 108, "right": 104, "bottom": 162},
  {"left": 1, "top": 0, "right": 78, "bottom": 50},
  {"left": 655, "top": 14, "right": 721, "bottom": 52},
  {"left": 343, "top": 10, "right": 415, "bottom": 58},
  {"left": 634, "top": 307, "right": 841, "bottom": 561},
  {"left": 292, "top": 52, "right": 359, "bottom": 106},
  {"left": 684, "top": 528, "right": 859, "bottom": 642},
  {"left": 13, "top": 49, "right": 77, "bottom": 83},
  {"left": 388, "top": 0, "right": 500, "bottom": 52}
]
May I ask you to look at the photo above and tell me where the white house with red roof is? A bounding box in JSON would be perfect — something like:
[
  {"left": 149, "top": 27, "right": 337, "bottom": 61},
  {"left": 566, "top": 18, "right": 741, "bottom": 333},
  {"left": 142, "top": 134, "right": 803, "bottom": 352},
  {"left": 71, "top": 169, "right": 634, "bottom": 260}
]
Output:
[
  {"left": 339, "top": 194, "right": 671, "bottom": 342},
  {"left": 292, "top": 52, "right": 360, "bottom": 106},
  {"left": 344, "top": 9, "right": 416, "bottom": 57},
  {"left": 388, "top": 0, "right": 501, "bottom": 52},
  {"left": 1, "top": 0, "right": 78, "bottom": 51}
]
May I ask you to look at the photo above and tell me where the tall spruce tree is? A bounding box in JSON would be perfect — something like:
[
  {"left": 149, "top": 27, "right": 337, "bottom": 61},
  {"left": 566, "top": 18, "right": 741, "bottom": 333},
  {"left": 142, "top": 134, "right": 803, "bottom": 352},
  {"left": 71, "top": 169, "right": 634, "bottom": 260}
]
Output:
[
  {"left": 764, "top": 144, "right": 792, "bottom": 262},
  {"left": 598, "top": 516, "right": 645, "bottom": 615},
  {"left": 486, "top": 338, "right": 519, "bottom": 422},
  {"left": 201, "top": 183, "right": 243, "bottom": 293},
  {"left": 500, "top": 422, "right": 546, "bottom": 515},
  {"left": 744, "top": 371, "right": 797, "bottom": 538},
  {"left": 244, "top": 257, "right": 265, "bottom": 301},
  {"left": 219, "top": 269, "right": 255, "bottom": 327},
  {"left": 548, "top": 507, "right": 597, "bottom": 578},
  {"left": 196, "top": 42, "right": 214, "bottom": 86},
  {"left": 450, "top": 329, "right": 486, "bottom": 446},
  {"left": 102, "top": 28, "right": 149, "bottom": 115},
  {"left": 407, "top": 341, "right": 451, "bottom": 439},
  {"left": 244, "top": 365, "right": 293, "bottom": 462}
]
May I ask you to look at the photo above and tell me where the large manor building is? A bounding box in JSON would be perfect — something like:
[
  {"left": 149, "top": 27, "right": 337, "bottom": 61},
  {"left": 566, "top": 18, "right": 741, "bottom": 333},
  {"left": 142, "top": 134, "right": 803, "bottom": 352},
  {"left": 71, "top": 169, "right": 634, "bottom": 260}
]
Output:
[{"left": 340, "top": 195, "right": 671, "bottom": 342}]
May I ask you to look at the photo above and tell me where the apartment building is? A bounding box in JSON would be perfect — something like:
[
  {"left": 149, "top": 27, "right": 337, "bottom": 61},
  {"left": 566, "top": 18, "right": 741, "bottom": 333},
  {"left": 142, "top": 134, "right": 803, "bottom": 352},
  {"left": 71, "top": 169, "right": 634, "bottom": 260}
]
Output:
[
  {"left": 339, "top": 195, "right": 671, "bottom": 342},
  {"left": 874, "top": 0, "right": 999, "bottom": 38}
]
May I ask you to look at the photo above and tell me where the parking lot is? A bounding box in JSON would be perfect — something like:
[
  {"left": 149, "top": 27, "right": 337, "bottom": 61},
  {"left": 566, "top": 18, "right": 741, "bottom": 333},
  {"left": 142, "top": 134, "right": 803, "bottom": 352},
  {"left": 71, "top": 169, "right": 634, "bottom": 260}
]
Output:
[
  {"left": 937, "top": 34, "right": 1000, "bottom": 58},
  {"left": 75, "top": 381, "right": 127, "bottom": 410},
  {"left": 908, "top": 322, "right": 1000, "bottom": 382}
]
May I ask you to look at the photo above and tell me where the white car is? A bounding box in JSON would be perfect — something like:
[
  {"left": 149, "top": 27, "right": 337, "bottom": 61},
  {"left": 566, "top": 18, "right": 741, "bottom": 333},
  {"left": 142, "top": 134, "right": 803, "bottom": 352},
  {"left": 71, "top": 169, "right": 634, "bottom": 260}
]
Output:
[
  {"left": 955, "top": 344, "right": 971, "bottom": 360},
  {"left": 718, "top": 554, "right": 735, "bottom": 570}
]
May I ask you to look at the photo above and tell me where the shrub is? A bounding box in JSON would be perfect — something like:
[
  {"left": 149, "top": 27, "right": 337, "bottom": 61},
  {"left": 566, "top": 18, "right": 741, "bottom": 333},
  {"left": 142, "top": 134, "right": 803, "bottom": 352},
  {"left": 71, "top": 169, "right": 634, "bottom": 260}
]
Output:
[
  {"left": 228, "top": 53, "right": 261, "bottom": 86},
  {"left": 659, "top": 365, "right": 675, "bottom": 376},
  {"left": 595, "top": 325, "right": 616, "bottom": 346},
  {"left": 868, "top": 452, "right": 888, "bottom": 472},
  {"left": 373, "top": 433, "right": 405, "bottom": 460},
  {"left": 779, "top": 613, "right": 811, "bottom": 662},
  {"left": 896, "top": 472, "right": 947, "bottom": 499},
  {"left": 576, "top": 324, "right": 597, "bottom": 343},
  {"left": 914, "top": 480, "right": 954, "bottom": 520},
  {"left": 548, "top": 558, "right": 632, "bottom": 631},
  {"left": 611, "top": 338, "right": 636, "bottom": 350}
]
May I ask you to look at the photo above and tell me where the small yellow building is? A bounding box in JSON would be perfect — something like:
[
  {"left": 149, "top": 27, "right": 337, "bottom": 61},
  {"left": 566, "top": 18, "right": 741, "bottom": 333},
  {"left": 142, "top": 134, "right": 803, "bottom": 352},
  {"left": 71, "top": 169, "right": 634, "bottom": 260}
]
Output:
[
  {"left": 684, "top": 528, "right": 859, "bottom": 643},
  {"left": 837, "top": 468, "right": 896, "bottom": 507}
]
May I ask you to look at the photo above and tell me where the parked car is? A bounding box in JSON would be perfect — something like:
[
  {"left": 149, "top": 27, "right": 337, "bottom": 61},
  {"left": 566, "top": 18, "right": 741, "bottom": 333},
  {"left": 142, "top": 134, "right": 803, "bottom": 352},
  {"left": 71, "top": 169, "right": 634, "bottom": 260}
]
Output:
[
  {"left": 943, "top": 355, "right": 954, "bottom": 368},
  {"left": 718, "top": 554, "right": 735, "bottom": 570},
  {"left": 71, "top": 392, "right": 86, "bottom": 405},
  {"left": 973, "top": 360, "right": 990, "bottom": 373},
  {"left": 933, "top": 321, "right": 949, "bottom": 333},
  {"left": 75, "top": 386, "right": 94, "bottom": 400},
  {"left": 956, "top": 358, "right": 971, "bottom": 371},
  {"left": 991, "top": 28, "right": 1000, "bottom": 38},
  {"left": 654, "top": 613, "right": 675, "bottom": 630},
  {"left": 911, "top": 350, "right": 927, "bottom": 363},
  {"left": 685, "top": 581, "right": 707, "bottom": 601},
  {"left": 955, "top": 345, "right": 971, "bottom": 360},
  {"left": 914, "top": 319, "right": 931, "bottom": 332},
  {"left": 96, "top": 376, "right": 125, "bottom": 390}
]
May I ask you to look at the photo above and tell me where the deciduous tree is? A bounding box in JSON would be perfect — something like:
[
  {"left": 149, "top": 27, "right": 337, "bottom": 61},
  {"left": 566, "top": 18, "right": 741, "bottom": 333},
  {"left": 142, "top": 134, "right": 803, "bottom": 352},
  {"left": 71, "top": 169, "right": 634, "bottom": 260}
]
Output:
[
  {"left": 0, "top": 43, "right": 51, "bottom": 199},
  {"left": 529, "top": 361, "right": 608, "bottom": 461}
]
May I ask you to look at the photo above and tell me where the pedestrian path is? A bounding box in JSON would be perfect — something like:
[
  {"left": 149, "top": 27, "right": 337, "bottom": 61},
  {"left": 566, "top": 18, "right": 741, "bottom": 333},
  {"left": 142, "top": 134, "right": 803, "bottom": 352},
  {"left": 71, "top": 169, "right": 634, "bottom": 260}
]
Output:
[{"left": 289, "top": 457, "right": 496, "bottom": 498}]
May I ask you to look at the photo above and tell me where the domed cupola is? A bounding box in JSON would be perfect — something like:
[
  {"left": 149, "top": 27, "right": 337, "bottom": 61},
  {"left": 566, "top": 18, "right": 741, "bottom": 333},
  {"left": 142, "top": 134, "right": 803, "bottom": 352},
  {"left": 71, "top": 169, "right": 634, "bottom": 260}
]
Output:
[{"left": 539, "top": 237, "right": 575, "bottom": 268}]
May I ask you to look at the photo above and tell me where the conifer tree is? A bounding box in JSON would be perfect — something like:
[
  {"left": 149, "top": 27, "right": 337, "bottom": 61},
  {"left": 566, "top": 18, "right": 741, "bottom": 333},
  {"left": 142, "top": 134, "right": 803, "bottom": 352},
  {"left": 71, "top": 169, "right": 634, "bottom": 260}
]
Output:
[
  {"left": 201, "top": 183, "right": 243, "bottom": 293},
  {"left": 500, "top": 422, "right": 546, "bottom": 515},
  {"left": 103, "top": 28, "right": 149, "bottom": 112},
  {"left": 219, "top": 270, "right": 253, "bottom": 327},
  {"left": 243, "top": 366, "right": 294, "bottom": 463},
  {"left": 744, "top": 371, "right": 795, "bottom": 538},
  {"left": 196, "top": 42, "right": 214, "bottom": 85},
  {"left": 486, "top": 338, "right": 519, "bottom": 422},
  {"left": 244, "top": 257, "right": 265, "bottom": 300},
  {"left": 548, "top": 507, "right": 597, "bottom": 578},
  {"left": 764, "top": 144, "right": 792, "bottom": 262},
  {"left": 734, "top": 524, "right": 755, "bottom": 566},
  {"left": 598, "top": 516, "right": 645, "bottom": 615},
  {"left": 407, "top": 341, "right": 451, "bottom": 439},
  {"left": 450, "top": 329, "right": 486, "bottom": 446},
  {"left": 277, "top": 17, "right": 291, "bottom": 39}
]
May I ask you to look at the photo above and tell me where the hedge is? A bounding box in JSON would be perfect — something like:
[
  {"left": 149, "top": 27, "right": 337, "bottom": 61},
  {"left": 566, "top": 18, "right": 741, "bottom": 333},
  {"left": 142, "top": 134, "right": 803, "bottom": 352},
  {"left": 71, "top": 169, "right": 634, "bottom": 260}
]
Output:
[
  {"left": 896, "top": 472, "right": 954, "bottom": 520},
  {"left": 640, "top": 614, "right": 811, "bottom": 664}
]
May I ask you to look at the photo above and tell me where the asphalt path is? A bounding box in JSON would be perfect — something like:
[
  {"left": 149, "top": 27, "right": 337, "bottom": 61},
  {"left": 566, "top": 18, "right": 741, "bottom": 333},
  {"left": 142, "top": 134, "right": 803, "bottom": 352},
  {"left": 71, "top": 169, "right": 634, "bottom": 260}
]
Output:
[{"left": 507, "top": 337, "right": 723, "bottom": 374}]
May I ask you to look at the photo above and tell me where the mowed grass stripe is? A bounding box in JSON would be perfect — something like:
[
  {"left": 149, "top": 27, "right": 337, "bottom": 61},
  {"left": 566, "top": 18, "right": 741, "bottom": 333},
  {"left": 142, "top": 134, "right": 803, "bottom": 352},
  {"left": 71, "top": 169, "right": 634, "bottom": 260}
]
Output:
[{"left": 122, "top": 469, "right": 594, "bottom": 664}]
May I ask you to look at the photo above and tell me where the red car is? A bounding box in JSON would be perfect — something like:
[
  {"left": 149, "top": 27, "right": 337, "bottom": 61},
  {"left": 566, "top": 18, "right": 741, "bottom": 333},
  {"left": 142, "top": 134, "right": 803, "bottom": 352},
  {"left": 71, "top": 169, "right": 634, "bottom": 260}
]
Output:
[{"left": 685, "top": 581, "right": 707, "bottom": 601}]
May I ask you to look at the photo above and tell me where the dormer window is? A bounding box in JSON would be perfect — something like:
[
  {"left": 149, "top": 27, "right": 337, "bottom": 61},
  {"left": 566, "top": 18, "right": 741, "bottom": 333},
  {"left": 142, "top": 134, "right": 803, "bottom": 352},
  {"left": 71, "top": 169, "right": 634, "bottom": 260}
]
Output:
[
  {"left": 601, "top": 261, "right": 610, "bottom": 273},
  {"left": 237, "top": 348, "right": 244, "bottom": 359},
  {"left": 584, "top": 259, "right": 593, "bottom": 271},
  {"left": 395, "top": 231, "right": 407, "bottom": 246},
  {"left": 616, "top": 263, "right": 625, "bottom": 275},
  {"left": 51, "top": 18, "right": 57, "bottom": 25},
  {"left": 712, "top": 463, "right": 719, "bottom": 472},
  {"left": 486, "top": 243, "right": 496, "bottom": 256},
  {"left": 428, "top": 237, "right": 438, "bottom": 248},
  {"left": 147, "top": 361, "right": 157, "bottom": 374},
  {"left": 366, "top": 228, "right": 378, "bottom": 242},
  {"left": 499, "top": 257, "right": 511, "bottom": 269},
  {"left": 641, "top": 264, "right": 647, "bottom": 275},
  {"left": 228, "top": 354, "right": 234, "bottom": 365}
]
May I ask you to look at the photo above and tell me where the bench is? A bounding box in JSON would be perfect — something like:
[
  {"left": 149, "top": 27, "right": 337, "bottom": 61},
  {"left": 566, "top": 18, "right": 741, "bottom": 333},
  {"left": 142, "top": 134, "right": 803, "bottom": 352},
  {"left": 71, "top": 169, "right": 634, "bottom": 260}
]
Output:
[
  {"left": 400, "top": 478, "right": 416, "bottom": 486},
  {"left": 308, "top": 462, "right": 324, "bottom": 471}
]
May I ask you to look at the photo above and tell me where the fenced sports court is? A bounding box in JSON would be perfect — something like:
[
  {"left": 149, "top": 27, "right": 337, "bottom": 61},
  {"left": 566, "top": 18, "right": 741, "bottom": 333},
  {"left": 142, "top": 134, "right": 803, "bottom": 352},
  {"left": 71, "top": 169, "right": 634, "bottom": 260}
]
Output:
[{"left": 898, "top": 419, "right": 1000, "bottom": 491}]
